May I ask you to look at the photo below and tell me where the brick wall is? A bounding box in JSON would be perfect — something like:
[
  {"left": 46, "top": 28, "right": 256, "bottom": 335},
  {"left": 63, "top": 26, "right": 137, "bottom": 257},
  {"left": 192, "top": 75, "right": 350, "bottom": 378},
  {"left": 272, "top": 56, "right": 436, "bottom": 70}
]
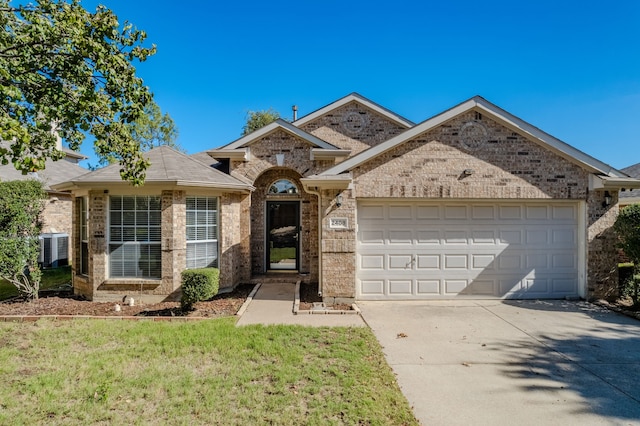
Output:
[
  {"left": 300, "top": 101, "right": 408, "bottom": 155},
  {"left": 587, "top": 190, "right": 620, "bottom": 300}
]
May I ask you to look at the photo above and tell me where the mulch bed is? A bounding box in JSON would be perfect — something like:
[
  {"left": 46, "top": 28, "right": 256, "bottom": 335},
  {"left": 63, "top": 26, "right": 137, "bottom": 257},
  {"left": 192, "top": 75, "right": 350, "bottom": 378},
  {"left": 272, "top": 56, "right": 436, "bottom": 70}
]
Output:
[
  {"left": 0, "top": 282, "right": 353, "bottom": 317},
  {"left": 0, "top": 284, "right": 255, "bottom": 318},
  {"left": 298, "top": 282, "right": 352, "bottom": 311}
]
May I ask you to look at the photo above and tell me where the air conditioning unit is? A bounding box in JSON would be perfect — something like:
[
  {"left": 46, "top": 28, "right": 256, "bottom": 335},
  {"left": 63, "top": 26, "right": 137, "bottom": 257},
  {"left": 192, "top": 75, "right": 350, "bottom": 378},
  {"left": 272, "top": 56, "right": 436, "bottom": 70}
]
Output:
[{"left": 39, "top": 233, "right": 69, "bottom": 268}]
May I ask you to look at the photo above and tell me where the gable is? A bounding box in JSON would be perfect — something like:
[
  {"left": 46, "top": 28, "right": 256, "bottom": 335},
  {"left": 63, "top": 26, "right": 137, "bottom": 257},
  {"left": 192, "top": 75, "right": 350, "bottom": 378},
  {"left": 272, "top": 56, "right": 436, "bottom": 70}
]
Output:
[
  {"left": 321, "top": 96, "right": 627, "bottom": 179},
  {"left": 297, "top": 100, "right": 410, "bottom": 155},
  {"left": 351, "top": 111, "right": 590, "bottom": 199}
]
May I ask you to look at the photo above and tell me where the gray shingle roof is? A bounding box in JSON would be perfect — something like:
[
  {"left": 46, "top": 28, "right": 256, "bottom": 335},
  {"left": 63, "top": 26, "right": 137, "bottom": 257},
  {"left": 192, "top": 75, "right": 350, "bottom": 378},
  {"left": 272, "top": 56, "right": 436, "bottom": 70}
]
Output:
[
  {"left": 621, "top": 163, "right": 640, "bottom": 200},
  {"left": 53, "top": 146, "right": 252, "bottom": 191},
  {"left": 0, "top": 155, "right": 88, "bottom": 191}
]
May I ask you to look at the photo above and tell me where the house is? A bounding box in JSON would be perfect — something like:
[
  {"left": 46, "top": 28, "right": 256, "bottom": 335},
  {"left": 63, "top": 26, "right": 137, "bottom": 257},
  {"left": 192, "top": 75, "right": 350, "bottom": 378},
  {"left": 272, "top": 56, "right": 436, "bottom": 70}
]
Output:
[
  {"left": 0, "top": 141, "right": 87, "bottom": 266},
  {"left": 53, "top": 93, "right": 640, "bottom": 303},
  {"left": 619, "top": 162, "right": 640, "bottom": 207}
]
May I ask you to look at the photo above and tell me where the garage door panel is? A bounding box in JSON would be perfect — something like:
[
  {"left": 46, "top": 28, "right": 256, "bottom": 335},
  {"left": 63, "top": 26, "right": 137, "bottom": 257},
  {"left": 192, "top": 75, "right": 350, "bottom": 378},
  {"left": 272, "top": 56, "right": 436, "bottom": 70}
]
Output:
[
  {"left": 388, "top": 205, "right": 412, "bottom": 219},
  {"left": 444, "top": 255, "right": 467, "bottom": 269},
  {"left": 357, "top": 201, "right": 580, "bottom": 300},
  {"left": 360, "top": 230, "right": 384, "bottom": 244},
  {"left": 360, "top": 254, "right": 384, "bottom": 270},
  {"left": 388, "top": 230, "right": 412, "bottom": 244},
  {"left": 360, "top": 279, "right": 384, "bottom": 296},
  {"left": 389, "top": 255, "right": 413, "bottom": 269},
  {"left": 445, "top": 205, "right": 468, "bottom": 219},
  {"left": 417, "top": 280, "right": 440, "bottom": 295},
  {"left": 416, "top": 255, "right": 440, "bottom": 269},
  {"left": 417, "top": 230, "right": 440, "bottom": 244},
  {"left": 389, "top": 280, "right": 412, "bottom": 295}
]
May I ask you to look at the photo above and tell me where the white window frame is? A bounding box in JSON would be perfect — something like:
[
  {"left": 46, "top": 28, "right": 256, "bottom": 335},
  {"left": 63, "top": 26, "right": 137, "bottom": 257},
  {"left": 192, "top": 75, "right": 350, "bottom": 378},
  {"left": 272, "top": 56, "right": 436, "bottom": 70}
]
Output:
[
  {"left": 186, "top": 196, "right": 219, "bottom": 269},
  {"left": 108, "top": 195, "right": 162, "bottom": 279}
]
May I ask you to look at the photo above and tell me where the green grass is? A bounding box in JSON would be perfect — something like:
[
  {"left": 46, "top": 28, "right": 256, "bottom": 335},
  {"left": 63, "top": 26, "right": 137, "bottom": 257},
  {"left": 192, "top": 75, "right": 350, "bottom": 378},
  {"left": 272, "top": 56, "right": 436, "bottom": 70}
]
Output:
[
  {"left": 0, "top": 266, "right": 72, "bottom": 301},
  {"left": 0, "top": 319, "right": 418, "bottom": 425},
  {"left": 270, "top": 247, "right": 296, "bottom": 263}
]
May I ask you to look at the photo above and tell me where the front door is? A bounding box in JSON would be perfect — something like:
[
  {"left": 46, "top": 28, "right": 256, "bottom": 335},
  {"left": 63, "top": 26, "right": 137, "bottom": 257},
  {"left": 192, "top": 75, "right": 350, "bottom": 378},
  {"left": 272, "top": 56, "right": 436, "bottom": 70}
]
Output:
[{"left": 267, "top": 201, "right": 299, "bottom": 270}]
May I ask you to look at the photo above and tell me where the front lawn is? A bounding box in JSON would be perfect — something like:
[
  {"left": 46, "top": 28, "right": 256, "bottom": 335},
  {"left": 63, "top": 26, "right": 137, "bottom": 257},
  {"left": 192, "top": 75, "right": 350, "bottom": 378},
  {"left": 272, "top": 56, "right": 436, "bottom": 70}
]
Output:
[
  {"left": 0, "top": 319, "right": 418, "bottom": 425},
  {"left": 0, "top": 266, "right": 72, "bottom": 300}
]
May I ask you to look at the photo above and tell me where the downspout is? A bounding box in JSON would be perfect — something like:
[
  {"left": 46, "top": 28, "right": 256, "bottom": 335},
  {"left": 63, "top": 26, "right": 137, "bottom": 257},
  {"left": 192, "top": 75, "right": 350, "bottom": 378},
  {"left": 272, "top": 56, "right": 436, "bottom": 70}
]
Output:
[{"left": 306, "top": 186, "right": 323, "bottom": 297}]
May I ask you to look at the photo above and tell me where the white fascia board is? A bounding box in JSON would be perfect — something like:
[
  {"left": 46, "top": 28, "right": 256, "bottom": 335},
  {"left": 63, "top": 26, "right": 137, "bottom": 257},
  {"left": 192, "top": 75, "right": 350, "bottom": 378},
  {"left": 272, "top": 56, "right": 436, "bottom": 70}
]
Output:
[
  {"left": 590, "top": 174, "right": 640, "bottom": 190},
  {"left": 293, "top": 93, "right": 415, "bottom": 128},
  {"left": 221, "top": 119, "right": 337, "bottom": 150},
  {"left": 300, "top": 175, "right": 352, "bottom": 190},
  {"left": 207, "top": 148, "right": 249, "bottom": 161},
  {"left": 310, "top": 148, "right": 351, "bottom": 161}
]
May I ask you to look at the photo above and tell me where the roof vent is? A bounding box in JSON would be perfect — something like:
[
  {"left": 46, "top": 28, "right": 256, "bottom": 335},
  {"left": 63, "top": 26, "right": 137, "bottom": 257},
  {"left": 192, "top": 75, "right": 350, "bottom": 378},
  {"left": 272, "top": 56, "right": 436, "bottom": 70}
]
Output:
[{"left": 292, "top": 105, "right": 298, "bottom": 121}]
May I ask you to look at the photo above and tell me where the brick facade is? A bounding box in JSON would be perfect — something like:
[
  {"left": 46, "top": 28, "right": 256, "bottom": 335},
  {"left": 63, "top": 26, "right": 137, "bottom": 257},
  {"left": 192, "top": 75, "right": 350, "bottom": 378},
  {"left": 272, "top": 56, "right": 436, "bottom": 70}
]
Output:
[
  {"left": 67, "top": 95, "right": 628, "bottom": 303},
  {"left": 300, "top": 101, "right": 408, "bottom": 155}
]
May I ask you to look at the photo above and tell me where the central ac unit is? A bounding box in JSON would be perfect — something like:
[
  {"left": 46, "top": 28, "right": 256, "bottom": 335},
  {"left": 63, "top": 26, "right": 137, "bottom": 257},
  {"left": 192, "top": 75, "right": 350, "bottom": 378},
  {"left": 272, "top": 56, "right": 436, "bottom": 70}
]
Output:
[{"left": 39, "top": 233, "right": 69, "bottom": 268}]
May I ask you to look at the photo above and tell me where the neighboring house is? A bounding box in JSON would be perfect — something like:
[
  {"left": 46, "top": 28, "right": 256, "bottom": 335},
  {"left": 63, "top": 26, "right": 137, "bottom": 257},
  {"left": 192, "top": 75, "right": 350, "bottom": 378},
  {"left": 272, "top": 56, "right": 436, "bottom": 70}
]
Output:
[
  {"left": 0, "top": 142, "right": 87, "bottom": 266},
  {"left": 53, "top": 93, "right": 640, "bottom": 303},
  {"left": 620, "top": 162, "right": 640, "bottom": 207}
]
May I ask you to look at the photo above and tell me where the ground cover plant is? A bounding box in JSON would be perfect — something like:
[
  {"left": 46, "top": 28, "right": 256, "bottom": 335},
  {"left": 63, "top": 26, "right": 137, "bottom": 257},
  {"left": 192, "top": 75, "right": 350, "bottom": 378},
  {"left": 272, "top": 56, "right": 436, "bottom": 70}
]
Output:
[{"left": 0, "top": 319, "right": 417, "bottom": 425}]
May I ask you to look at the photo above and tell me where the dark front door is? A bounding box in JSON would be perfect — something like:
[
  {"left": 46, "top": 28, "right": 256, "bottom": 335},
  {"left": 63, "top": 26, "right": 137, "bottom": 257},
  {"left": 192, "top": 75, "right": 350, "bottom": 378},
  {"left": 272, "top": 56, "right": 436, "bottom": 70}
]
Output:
[{"left": 267, "top": 201, "right": 299, "bottom": 270}]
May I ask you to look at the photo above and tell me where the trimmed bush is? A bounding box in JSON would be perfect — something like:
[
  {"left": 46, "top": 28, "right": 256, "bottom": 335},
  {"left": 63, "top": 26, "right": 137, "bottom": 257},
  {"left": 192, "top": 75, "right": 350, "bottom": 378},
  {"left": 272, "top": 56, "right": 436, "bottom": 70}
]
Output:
[{"left": 180, "top": 268, "right": 219, "bottom": 310}]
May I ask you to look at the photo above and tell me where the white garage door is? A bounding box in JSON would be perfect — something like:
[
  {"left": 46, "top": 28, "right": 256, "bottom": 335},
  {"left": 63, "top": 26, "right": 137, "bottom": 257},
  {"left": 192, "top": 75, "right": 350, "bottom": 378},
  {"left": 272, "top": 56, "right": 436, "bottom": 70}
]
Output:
[{"left": 357, "top": 201, "right": 581, "bottom": 300}]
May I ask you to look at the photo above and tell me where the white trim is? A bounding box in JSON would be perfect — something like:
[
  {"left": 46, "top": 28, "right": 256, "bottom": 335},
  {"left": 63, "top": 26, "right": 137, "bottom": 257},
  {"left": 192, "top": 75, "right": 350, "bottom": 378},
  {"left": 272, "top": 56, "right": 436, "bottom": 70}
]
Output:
[
  {"left": 578, "top": 200, "right": 587, "bottom": 299},
  {"left": 310, "top": 148, "right": 351, "bottom": 161},
  {"left": 293, "top": 93, "right": 415, "bottom": 128},
  {"left": 320, "top": 96, "right": 629, "bottom": 178}
]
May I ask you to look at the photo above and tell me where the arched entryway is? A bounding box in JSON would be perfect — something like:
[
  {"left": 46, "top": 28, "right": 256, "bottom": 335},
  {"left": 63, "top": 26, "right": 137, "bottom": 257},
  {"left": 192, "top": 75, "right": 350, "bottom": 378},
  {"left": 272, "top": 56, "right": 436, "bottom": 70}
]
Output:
[{"left": 250, "top": 169, "right": 318, "bottom": 278}]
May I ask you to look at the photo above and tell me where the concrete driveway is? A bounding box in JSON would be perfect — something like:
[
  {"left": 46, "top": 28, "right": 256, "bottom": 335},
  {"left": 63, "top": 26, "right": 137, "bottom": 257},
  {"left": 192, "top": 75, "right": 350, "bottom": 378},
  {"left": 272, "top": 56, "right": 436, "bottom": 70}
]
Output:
[{"left": 359, "top": 300, "right": 640, "bottom": 426}]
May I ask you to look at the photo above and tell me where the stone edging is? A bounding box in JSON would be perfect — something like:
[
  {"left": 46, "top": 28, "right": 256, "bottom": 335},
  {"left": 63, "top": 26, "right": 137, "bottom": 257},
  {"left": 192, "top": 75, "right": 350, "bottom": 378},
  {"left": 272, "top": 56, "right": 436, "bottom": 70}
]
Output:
[
  {"left": 593, "top": 299, "right": 640, "bottom": 321},
  {"left": 293, "top": 281, "right": 361, "bottom": 315},
  {"left": 236, "top": 283, "right": 261, "bottom": 317}
]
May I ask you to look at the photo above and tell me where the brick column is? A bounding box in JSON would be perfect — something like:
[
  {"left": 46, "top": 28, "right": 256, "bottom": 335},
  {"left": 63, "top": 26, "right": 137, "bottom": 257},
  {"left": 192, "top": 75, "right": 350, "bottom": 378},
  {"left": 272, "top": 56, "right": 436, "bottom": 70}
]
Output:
[{"left": 162, "top": 190, "right": 186, "bottom": 296}]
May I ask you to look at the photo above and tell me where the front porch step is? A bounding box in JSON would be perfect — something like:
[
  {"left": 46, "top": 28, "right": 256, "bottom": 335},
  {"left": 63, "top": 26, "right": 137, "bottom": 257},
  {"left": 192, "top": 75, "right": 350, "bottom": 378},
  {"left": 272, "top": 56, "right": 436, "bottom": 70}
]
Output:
[{"left": 249, "top": 273, "right": 312, "bottom": 285}]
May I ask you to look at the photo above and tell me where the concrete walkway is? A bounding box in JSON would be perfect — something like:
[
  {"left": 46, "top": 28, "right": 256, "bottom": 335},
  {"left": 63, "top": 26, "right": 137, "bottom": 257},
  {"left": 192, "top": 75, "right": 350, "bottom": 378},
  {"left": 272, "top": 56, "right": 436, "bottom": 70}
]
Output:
[
  {"left": 359, "top": 300, "right": 640, "bottom": 426},
  {"left": 236, "top": 282, "right": 366, "bottom": 327}
]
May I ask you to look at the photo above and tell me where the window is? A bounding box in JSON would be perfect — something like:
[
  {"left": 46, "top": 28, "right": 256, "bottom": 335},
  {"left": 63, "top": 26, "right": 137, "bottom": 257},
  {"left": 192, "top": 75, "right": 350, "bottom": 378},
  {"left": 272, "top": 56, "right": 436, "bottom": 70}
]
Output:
[
  {"left": 78, "top": 197, "right": 88, "bottom": 275},
  {"left": 109, "top": 196, "right": 161, "bottom": 278},
  {"left": 186, "top": 197, "right": 218, "bottom": 269},
  {"left": 268, "top": 179, "right": 298, "bottom": 194}
]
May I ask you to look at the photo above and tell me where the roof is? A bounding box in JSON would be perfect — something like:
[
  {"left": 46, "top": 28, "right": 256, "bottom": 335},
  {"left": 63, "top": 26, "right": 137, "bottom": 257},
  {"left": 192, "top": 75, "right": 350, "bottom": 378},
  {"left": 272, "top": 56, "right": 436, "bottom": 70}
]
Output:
[
  {"left": 216, "top": 119, "right": 340, "bottom": 151},
  {"left": 292, "top": 92, "right": 415, "bottom": 128},
  {"left": 52, "top": 146, "right": 253, "bottom": 192},
  {"left": 317, "top": 96, "right": 629, "bottom": 179},
  {"left": 620, "top": 162, "right": 640, "bottom": 201},
  {"left": 0, "top": 151, "right": 88, "bottom": 192}
]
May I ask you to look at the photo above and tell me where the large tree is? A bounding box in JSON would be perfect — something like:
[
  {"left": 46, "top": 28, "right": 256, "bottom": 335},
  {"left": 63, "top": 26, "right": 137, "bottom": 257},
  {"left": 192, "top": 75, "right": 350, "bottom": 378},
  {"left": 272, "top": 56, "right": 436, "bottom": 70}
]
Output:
[
  {"left": 92, "top": 101, "right": 181, "bottom": 168},
  {"left": 242, "top": 108, "right": 280, "bottom": 135},
  {"left": 0, "top": 179, "right": 46, "bottom": 300},
  {"left": 0, "top": 0, "right": 157, "bottom": 185}
]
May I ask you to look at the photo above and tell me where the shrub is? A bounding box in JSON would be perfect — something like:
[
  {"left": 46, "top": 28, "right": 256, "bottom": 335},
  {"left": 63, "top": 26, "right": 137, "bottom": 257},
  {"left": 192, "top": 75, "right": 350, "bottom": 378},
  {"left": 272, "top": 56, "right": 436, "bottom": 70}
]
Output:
[
  {"left": 0, "top": 180, "right": 46, "bottom": 300},
  {"left": 180, "top": 268, "right": 219, "bottom": 309},
  {"left": 614, "top": 204, "right": 640, "bottom": 305}
]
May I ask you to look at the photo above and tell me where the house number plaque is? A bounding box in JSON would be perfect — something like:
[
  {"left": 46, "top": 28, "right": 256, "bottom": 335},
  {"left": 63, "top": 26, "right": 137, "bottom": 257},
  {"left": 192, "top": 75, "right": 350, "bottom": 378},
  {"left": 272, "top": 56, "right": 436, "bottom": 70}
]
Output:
[{"left": 329, "top": 218, "right": 348, "bottom": 229}]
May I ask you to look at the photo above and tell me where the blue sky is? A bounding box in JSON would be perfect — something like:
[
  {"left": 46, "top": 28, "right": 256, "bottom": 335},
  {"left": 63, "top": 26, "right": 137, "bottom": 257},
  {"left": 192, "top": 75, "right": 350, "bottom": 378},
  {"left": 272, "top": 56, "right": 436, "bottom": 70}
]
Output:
[{"left": 79, "top": 0, "right": 639, "bottom": 170}]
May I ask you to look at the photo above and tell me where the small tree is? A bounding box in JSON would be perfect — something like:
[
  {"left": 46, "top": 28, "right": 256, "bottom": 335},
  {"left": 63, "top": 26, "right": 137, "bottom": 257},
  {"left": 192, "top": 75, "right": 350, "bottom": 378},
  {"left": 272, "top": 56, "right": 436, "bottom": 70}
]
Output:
[
  {"left": 242, "top": 108, "right": 280, "bottom": 135},
  {"left": 614, "top": 204, "right": 640, "bottom": 305},
  {"left": 0, "top": 180, "right": 46, "bottom": 300}
]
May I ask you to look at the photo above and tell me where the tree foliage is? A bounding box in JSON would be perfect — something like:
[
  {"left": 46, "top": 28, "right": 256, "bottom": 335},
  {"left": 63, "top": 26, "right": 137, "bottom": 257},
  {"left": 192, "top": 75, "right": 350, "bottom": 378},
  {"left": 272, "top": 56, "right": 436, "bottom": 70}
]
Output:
[
  {"left": 614, "top": 204, "right": 640, "bottom": 304},
  {"left": 0, "top": 0, "right": 157, "bottom": 185},
  {"left": 0, "top": 179, "right": 46, "bottom": 300},
  {"left": 242, "top": 108, "right": 280, "bottom": 135},
  {"left": 92, "top": 101, "right": 181, "bottom": 168}
]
